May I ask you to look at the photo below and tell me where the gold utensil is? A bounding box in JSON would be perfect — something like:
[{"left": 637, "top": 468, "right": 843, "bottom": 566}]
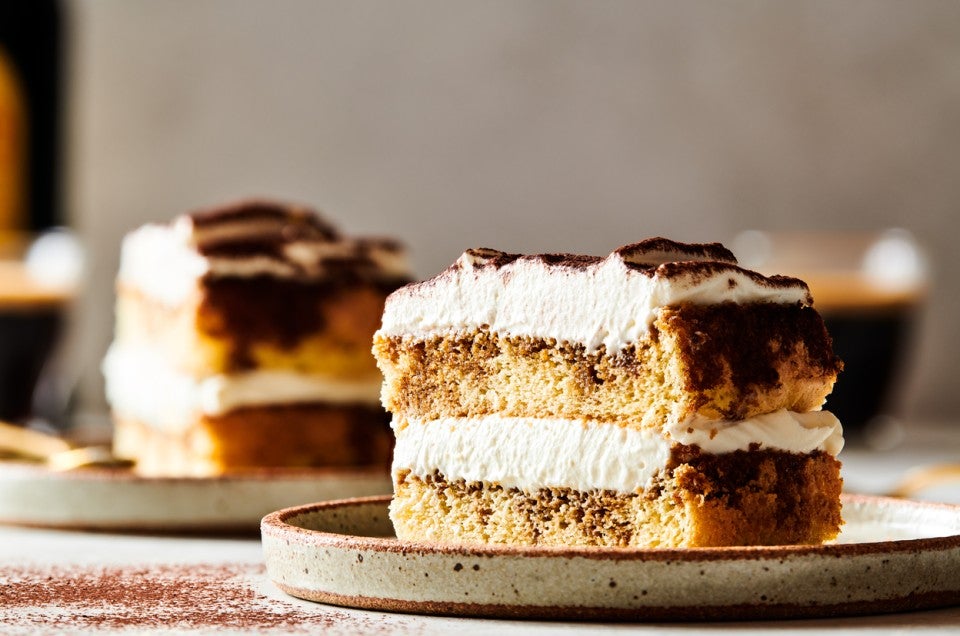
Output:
[
  {"left": 0, "top": 420, "right": 131, "bottom": 471},
  {"left": 0, "top": 420, "right": 71, "bottom": 458}
]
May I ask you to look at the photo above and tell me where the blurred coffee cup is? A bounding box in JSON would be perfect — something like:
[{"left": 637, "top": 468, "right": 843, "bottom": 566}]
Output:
[
  {"left": 733, "top": 229, "right": 927, "bottom": 438},
  {"left": 0, "top": 229, "right": 82, "bottom": 425}
]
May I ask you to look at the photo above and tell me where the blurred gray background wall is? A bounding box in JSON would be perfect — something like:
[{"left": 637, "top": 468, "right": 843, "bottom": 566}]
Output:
[{"left": 65, "top": 0, "right": 960, "bottom": 420}]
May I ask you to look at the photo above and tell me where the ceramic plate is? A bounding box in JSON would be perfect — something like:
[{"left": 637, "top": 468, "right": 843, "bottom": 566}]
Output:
[
  {"left": 0, "top": 462, "right": 391, "bottom": 532},
  {"left": 262, "top": 494, "right": 960, "bottom": 621}
]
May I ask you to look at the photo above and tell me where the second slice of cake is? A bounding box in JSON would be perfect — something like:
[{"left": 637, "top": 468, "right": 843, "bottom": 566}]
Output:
[
  {"left": 104, "top": 200, "right": 412, "bottom": 476},
  {"left": 374, "top": 238, "right": 844, "bottom": 548}
]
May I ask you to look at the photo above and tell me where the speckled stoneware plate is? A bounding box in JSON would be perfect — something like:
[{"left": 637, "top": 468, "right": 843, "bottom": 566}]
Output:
[
  {"left": 0, "top": 462, "right": 391, "bottom": 532},
  {"left": 261, "top": 494, "right": 960, "bottom": 621}
]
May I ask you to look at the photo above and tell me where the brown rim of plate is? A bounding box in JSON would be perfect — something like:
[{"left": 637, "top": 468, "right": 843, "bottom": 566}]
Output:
[
  {"left": 261, "top": 493, "right": 960, "bottom": 560},
  {"left": 266, "top": 585, "right": 960, "bottom": 623}
]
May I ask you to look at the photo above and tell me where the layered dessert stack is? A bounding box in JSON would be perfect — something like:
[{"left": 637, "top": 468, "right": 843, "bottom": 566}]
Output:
[
  {"left": 104, "top": 200, "right": 411, "bottom": 476},
  {"left": 373, "top": 238, "right": 844, "bottom": 547}
]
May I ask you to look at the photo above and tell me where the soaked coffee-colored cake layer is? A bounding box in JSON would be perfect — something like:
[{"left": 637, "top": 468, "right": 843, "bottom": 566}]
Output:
[
  {"left": 375, "top": 302, "right": 841, "bottom": 428},
  {"left": 117, "top": 283, "right": 396, "bottom": 377},
  {"left": 114, "top": 404, "right": 393, "bottom": 477},
  {"left": 391, "top": 449, "right": 842, "bottom": 548}
]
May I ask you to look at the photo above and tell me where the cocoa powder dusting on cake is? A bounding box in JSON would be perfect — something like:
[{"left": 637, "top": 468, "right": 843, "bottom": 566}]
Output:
[
  {"left": 534, "top": 253, "right": 603, "bottom": 268},
  {"left": 0, "top": 562, "right": 400, "bottom": 632},
  {"left": 615, "top": 238, "right": 737, "bottom": 264},
  {"left": 455, "top": 248, "right": 523, "bottom": 270},
  {"left": 188, "top": 199, "right": 340, "bottom": 241}
]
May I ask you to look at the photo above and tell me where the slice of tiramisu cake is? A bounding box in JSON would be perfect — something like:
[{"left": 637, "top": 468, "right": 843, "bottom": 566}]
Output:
[
  {"left": 103, "top": 200, "right": 412, "bottom": 476},
  {"left": 373, "top": 238, "right": 844, "bottom": 547}
]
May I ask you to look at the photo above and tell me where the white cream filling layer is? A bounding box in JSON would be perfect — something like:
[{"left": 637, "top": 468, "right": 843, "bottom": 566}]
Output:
[
  {"left": 379, "top": 249, "right": 809, "bottom": 353},
  {"left": 102, "top": 343, "right": 381, "bottom": 431},
  {"left": 664, "top": 409, "right": 844, "bottom": 457},
  {"left": 393, "top": 410, "right": 842, "bottom": 493}
]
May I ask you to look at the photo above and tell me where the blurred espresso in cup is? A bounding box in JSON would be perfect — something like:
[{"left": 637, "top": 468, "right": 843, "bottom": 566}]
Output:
[
  {"left": 734, "top": 230, "right": 927, "bottom": 436},
  {"left": 0, "top": 231, "right": 81, "bottom": 424}
]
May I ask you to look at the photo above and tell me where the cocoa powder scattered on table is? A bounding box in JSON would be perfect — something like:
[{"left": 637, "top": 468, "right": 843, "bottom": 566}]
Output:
[{"left": 1, "top": 562, "right": 398, "bottom": 632}]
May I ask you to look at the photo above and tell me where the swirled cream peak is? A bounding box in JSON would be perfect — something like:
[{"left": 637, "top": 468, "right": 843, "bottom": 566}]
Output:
[
  {"left": 118, "top": 199, "right": 411, "bottom": 306},
  {"left": 379, "top": 238, "right": 811, "bottom": 353}
]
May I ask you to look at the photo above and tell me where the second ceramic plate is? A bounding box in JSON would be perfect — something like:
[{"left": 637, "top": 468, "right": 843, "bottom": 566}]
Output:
[
  {"left": 262, "top": 494, "right": 960, "bottom": 621},
  {"left": 0, "top": 462, "right": 391, "bottom": 532}
]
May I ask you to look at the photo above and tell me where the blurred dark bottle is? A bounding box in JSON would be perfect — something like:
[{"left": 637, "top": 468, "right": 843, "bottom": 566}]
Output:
[
  {"left": 0, "top": 0, "right": 68, "bottom": 424},
  {"left": 0, "top": 0, "right": 64, "bottom": 232}
]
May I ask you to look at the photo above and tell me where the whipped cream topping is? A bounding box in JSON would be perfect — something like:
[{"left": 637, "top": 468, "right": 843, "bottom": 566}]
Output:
[
  {"left": 379, "top": 239, "right": 811, "bottom": 353},
  {"left": 393, "top": 409, "right": 842, "bottom": 493},
  {"left": 118, "top": 200, "right": 411, "bottom": 306},
  {"left": 103, "top": 343, "right": 381, "bottom": 430}
]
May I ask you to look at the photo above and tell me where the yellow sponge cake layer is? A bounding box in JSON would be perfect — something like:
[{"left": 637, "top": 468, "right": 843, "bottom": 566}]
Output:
[
  {"left": 117, "top": 283, "right": 390, "bottom": 379},
  {"left": 113, "top": 404, "right": 392, "bottom": 477},
  {"left": 392, "top": 449, "right": 842, "bottom": 548},
  {"left": 376, "top": 302, "right": 839, "bottom": 429}
]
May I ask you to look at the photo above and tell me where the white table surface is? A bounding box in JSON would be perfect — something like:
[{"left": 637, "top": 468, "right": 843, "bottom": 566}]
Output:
[{"left": 2, "top": 420, "right": 958, "bottom": 635}]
